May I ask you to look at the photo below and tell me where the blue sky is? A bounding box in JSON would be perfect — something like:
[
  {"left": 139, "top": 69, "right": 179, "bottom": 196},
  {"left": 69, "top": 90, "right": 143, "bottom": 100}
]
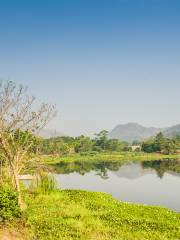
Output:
[{"left": 0, "top": 0, "right": 180, "bottom": 136}]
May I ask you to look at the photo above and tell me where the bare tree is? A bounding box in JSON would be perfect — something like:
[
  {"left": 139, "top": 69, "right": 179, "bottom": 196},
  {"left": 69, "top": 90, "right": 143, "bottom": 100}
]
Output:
[{"left": 0, "top": 81, "right": 56, "bottom": 208}]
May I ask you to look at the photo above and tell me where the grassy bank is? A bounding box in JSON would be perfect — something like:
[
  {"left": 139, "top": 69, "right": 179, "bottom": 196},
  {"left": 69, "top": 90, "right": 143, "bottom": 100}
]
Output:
[
  {"left": 43, "top": 152, "right": 180, "bottom": 165},
  {"left": 25, "top": 190, "right": 180, "bottom": 240}
]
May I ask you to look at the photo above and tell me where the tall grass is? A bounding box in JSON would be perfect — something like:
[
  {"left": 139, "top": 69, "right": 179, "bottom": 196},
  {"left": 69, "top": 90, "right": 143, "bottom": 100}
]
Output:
[{"left": 30, "top": 171, "right": 57, "bottom": 194}]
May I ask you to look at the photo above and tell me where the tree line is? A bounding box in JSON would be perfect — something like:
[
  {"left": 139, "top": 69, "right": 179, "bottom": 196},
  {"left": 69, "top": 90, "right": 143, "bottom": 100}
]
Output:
[
  {"left": 37, "top": 130, "right": 129, "bottom": 155},
  {"left": 142, "top": 132, "right": 180, "bottom": 154},
  {"left": 38, "top": 131, "right": 180, "bottom": 155}
]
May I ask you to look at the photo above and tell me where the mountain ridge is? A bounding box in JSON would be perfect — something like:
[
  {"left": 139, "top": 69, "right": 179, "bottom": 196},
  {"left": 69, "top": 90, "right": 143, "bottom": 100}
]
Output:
[{"left": 108, "top": 123, "right": 180, "bottom": 142}]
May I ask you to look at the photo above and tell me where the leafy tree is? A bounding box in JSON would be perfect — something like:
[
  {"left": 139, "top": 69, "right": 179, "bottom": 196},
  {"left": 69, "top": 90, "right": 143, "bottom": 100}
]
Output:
[
  {"left": 142, "top": 132, "right": 179, "bottom": 154},
  {"left": 0, "top": 81, "right": 56, "bottom": 208},
  {"left": 74, "top": 135, "right": 93, "bottom": 153},
  {"left": 93, "top": 130, "right": 108, "bottom": 150},
  {"left": 105, "top": 139, "right": 122, "bottom": 152},
  {"left": 142, "top": 141, "right": 154, "bottom": 153}
]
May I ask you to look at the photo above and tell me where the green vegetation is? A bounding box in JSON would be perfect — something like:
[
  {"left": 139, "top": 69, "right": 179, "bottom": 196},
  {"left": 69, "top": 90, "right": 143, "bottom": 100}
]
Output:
[
  {"left": 38, "top": 131, "right": 180, "bottom": 156},
  {"left": 30, "top": 172, "right": 57, "bottom": 195},
  {"left": 38, "top": 130, "right": 129, "bottom": 156},
  {"left": 26, "top": 190, "right": 180, "bottom": 240},
  {"left": 0, "top": 81, "right": 55, "bottom": 208},
  {"left": 0, "top": 185, "right": 21, "bottom": 221},
  {"left": 142, "top": 133, "right": 180, "bottom": 154},
  {"left": 0, "top": 81, "right": 179, "bottom": 239},
  {"left": 43, "top": 152, "right": 180, "bottom": 166}
]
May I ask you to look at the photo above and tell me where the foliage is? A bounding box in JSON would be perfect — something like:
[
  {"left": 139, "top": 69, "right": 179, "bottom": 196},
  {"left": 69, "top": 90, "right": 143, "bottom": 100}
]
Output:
[
  {"left": 26, "top": 190, "right": 180, "bottom": 240},
  {"left": 142, "top": 132, "right": 180, "bottom": 154},
  {"left": 39, "top": 128, "right": 180, "bottom": 157},
  {"left": 38, "top": 131, "right": 128, "bottom": 155},
  {"left": 0, "top": 185, "right": 21, "bottom": 221},
  {"left": 0, "top": 80, "right": 56, "bottom": 207},
  {"left": 104, "top": 139, "right": 123, "bottom": 151},
  {"left": 74, "top": 135, "right": 93, "bottom": 153},
  {"left": 39, "top": 138, "right": 72, "bottom": 155},
  {"left": 38, "top": 131, "right": 180, "bottom": 157},
  {"left": 93, "top": 130, "right": 109, "bottom": 150}
]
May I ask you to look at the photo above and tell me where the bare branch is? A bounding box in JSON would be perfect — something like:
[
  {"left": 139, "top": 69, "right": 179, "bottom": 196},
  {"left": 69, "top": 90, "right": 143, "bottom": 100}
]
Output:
[{"left": 0, "top": 80, "right": 56, "bottom": 206}]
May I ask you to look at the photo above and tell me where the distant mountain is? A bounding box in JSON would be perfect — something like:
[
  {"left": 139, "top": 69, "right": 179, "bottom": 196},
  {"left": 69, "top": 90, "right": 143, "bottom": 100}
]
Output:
[
  {"left": 39, "top": 129, "right": 65, "bottom": 139},
  {"left": 108, "top": 123, "right": 162, "bottom": 142},
  {"left": 108, "top": 123, "right": 180, "bottom": 142},
  {"left": 163, "top": 124, "right": 180, "bottom": 137}
]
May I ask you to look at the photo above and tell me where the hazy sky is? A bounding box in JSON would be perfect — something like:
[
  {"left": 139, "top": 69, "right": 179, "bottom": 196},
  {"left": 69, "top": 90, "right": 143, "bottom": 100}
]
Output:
[{"left": 0, "top": 0, "right": 180, "bottom": 136}]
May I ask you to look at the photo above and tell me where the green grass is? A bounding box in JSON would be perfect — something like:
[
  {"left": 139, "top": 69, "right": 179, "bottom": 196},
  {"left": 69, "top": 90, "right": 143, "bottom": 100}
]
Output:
[
  {"left": 21, "top": 153, "right": 180, "bottom": 239},
  {"left": 26, "top": 190, "right": 180, "bottom": 240},
  {"left": 43, "top": 152, "right": 180, "bottom": 165}
]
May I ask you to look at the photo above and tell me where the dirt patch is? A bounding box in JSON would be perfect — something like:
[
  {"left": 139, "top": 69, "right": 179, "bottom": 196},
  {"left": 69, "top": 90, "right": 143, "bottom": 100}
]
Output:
[{"left": 0, "top": 228, "right": 27, "bottom": 240}]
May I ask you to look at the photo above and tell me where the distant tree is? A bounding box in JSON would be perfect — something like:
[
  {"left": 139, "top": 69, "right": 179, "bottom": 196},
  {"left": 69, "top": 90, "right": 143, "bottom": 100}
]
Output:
[
  {"left": 132, "top": 140, "right": 140, "bottom": 146},
  {"left": 142, "top": 141, "right": 154, "bottom": 153},
  {"left": 154, "top": 132, "right": 165, "bottom": 152},
  {"left": 105, "top": 139, "right": 122, "bottom": 152},
  {"left": 39, "top": 138, "right": 72, "bottom": 155},
  {"left": 93, "top": 130, "right": 108, "bottom": 150},
  {"left": 59, "top": 136, "right": 75, "bottom": 144},
  {"left": 74, "top": 135, "right": 92, "bottom": 153},
  {"left": 142, "top": 132, "right": 178, "bottom": 154}
]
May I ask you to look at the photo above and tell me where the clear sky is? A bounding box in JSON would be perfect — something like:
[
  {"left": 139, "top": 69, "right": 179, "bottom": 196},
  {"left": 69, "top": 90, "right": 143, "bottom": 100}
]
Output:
[{"left": 0, "top": 0, "right": 180, "bottom": 136}]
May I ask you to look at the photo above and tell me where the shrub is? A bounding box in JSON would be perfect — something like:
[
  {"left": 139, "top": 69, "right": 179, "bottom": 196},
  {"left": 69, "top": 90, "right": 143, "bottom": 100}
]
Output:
[{"left": 0, "top": 185, "right": 21, "bottom": 221}]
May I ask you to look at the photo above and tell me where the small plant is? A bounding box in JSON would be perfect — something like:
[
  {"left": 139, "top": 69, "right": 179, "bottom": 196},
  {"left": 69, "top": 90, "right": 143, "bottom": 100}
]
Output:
[
  {"left": 30, "top": 171, "right": 57, "bottom": 195},
  {"left": 0, "top": 185, "right": 21, "bottom": 221}
]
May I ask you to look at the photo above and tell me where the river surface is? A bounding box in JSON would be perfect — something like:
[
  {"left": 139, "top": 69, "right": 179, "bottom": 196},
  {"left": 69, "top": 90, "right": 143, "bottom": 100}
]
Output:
[{"left": 53, "top": 159, "right": 180, "bottom": 212}]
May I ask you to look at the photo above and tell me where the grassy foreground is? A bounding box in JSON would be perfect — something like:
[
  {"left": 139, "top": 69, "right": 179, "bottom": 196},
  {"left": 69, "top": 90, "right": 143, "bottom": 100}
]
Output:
[
  {"left": 25, "top": 190, "right": 180, "bottom": 240},
  {"left": 43, "top": 152, "right": 180, "bottom": 165}
]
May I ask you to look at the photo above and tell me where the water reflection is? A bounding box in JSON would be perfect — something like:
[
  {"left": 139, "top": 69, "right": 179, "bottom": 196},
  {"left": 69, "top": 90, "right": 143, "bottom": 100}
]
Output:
[
  {"left": 142, "top": 159, "right": 180, "bottom": 178},
  {"left": 53, "top": 159, "right": 180, "bottom": 211},
  {"left": 52, "top": 159, "right": 180, "bottom": 179},
  {"left": 52, "top": 161, "right": 122, "bottom": 179}
]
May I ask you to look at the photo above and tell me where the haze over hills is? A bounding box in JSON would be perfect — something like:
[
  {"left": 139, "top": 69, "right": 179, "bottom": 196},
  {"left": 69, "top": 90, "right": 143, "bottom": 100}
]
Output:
[
  {"left": 108, "top": 123, "right": 180, "bottom": 142},
  {"left": 163, "top": 124, "right": 180, "bottom": 138},
  {"left": 39, "top": 129, "right": 65, "bottom": 138},
  {"left": 40, "top": 123, "right": 180, "bottom": 141},
  {"left": 108, "top": 123, "right": 162, "bottom": 142}
]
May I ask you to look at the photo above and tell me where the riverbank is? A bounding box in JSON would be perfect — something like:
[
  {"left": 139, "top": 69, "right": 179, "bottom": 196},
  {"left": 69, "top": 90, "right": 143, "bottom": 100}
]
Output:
[
  {"left": 4, "top": 152, "right": 179, "bottom": 239},
  {"left": 43, "top": 152, "right": 180, "bottom": 165},
  {"left": 24, "top": 190, "right": 180, "bottom": 239}
]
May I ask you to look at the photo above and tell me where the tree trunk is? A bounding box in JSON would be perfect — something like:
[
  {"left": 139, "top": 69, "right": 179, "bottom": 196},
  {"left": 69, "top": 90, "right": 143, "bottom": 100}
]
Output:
[{"left": 14, "top": 172, "right": 23, "bottom": 209}]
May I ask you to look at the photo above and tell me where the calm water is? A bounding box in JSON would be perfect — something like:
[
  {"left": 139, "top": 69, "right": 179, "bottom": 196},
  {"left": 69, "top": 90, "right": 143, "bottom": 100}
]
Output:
[{"left": 53, "top": 159, "right": 180, "bottom": 212}]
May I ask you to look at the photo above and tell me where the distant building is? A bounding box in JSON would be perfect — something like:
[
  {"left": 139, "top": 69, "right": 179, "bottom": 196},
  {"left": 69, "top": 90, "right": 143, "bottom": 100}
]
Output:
[{"left": 131, "top": 145, "right": 141, "bottom": 151}]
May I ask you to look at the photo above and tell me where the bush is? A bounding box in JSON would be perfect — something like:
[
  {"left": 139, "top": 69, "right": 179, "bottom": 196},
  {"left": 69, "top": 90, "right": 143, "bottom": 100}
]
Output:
[{"left": 0, "top": 185, "right": 21, "bottom": 221}]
